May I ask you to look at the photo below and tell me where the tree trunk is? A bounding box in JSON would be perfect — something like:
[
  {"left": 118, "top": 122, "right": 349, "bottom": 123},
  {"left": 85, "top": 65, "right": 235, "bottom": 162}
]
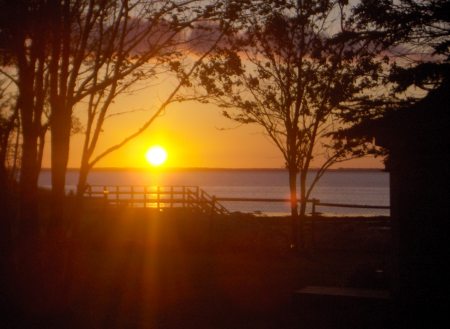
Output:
[
  {"left": 70, "top": 162, "right": 90, "bottom": 236},
  {"left": 0, "top": 131, "right": 11, "bottom": 190},
  {"left": 19, "top": 127, "right": 40, "bottom": 238},
  {"left": 288, "top": 166, "right": 299, "bottom": 250},
  {"left": 76, "top": 168, "right": 89, "bottom": 200},
  {"left": 17, "top": 73, "right": 41, "bottom": 238},
  {"left": 298, "top": 170, "right": 308, "bottom": 249},
  {"left": 50, "top": 105, "right": 71, "bottom": 231}
]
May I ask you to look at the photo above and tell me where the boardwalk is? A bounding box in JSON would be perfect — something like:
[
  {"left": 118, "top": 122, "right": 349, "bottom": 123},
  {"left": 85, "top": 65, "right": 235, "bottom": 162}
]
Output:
[
  {"left": 84, "top": 185, "right": 230, "bottom": 215},
  {"left": 84, "top": 185, "right": 390, "bottom": 216}
]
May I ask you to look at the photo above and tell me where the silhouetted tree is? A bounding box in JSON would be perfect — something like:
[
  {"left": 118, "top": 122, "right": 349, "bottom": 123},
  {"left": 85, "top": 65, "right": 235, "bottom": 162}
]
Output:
[
  {"left": 0, "top": 0, "right": 50, "bottom": 236},
  {"left": 0, "top": 80, "right": 20, "bottom": 283},
  {"left": 338, "top": 0, "right": 449, "bottom": 106},
  {"left": 48, "top": 0, "right": 232, "bottom": 230},
  {"left": 2, "top": 0, "right": 228, "bottom": 232},
  {"left": 72, "top": 0, "right": 229, "bottom": 219},
  {"left": 329, "top": 0, "right": 449, "bottom": 161},
  {"left": 194, "top": 0, "right": 380, "bottom": 248},
  {"left": 0, "top": 80, "right": 19, "bottom": 186}
]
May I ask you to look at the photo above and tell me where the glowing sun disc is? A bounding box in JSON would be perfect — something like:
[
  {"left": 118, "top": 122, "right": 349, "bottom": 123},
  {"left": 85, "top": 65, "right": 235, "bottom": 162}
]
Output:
[{"left": 145, "top": 146, "right": 167, "bottom": 166}]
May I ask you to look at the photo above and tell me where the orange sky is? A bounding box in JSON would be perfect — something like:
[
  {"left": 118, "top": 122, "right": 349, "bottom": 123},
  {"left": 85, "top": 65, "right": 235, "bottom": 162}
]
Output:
[
  {"left": 40, "top": 83, "right": 385, "bottom": 170},
  {"left": 32, "top": 7, "right": 387, "bottom": 171}
]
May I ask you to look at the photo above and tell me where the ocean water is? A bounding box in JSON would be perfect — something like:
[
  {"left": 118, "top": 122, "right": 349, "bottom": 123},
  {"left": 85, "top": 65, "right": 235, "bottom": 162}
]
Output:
[{"left": 38, "top": 169, "right": 390, "bottom": 216}]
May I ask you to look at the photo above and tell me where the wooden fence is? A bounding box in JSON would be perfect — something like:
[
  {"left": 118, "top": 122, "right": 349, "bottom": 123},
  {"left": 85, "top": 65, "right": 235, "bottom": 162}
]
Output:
[
  {"left": 309, "top": 199, "right": 390, "bottom": 216},
  {"left": 84, "top": 185, "right": 230, "bottom": 215},
  {"left": 215, "top": 197, "right": 389, "bottom": 216},
  {"left": 84, "top": 185, "right": 389, "bottom": 216}
]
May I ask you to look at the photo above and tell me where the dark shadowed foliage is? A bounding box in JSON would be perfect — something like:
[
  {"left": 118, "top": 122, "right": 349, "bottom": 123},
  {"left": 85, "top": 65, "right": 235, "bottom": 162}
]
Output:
[{"left": 335, "top": 0, "right": 450, "bottom": 326}]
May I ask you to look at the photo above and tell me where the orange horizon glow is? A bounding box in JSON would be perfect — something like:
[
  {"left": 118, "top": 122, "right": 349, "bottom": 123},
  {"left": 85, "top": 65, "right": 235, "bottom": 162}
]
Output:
[{"left": 40, "top": 90, "right": 385, "bottom": 170}]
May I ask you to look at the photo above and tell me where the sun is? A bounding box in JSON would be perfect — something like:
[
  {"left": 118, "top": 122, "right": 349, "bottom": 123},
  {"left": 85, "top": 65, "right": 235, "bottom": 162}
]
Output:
[{"left": 145, "top": 146, "right": 168, "bottom": 167}]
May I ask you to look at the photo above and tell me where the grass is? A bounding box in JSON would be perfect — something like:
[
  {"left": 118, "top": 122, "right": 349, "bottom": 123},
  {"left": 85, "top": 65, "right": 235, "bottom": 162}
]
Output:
[{"left": 1, "top": 207, "right": 392, "bottom": 329}]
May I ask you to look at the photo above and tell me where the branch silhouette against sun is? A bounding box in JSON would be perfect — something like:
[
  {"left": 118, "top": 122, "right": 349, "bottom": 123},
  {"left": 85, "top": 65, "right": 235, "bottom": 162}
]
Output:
[
  {"left": 72, "top": 1, "right": 233, "bottom": 212},
  {"left": 330, "top": 0, "right": 450, "bottom": 172},
  {"left": 192, "top": 0, "right": 383, "bottom": 248},
  {"left": 339, "top": 0, "right": 449, "bottom": 95},
  {"left": 0, "top": 0, "right": 234, "bottom": 231}
]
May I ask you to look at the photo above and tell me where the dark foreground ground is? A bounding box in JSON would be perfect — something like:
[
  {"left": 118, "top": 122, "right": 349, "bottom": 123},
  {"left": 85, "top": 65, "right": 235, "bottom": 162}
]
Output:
[{"left": 1, "top": 208, "right": 392, "bottom": 328}]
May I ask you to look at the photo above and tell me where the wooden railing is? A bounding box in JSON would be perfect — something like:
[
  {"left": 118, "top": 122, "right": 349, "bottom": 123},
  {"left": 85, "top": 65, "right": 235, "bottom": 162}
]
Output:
[
  {"left": 84, "top": 185, "right": 230, "bottom": 215},
  {"left": 309, "top": 199, "right": 389, "bottom": 216},
  {"left": 215, "top": 197, "right": 389, "bottom": 216},
  {"left": 84, "top": 185, "right": 389, "bottom": 216}
]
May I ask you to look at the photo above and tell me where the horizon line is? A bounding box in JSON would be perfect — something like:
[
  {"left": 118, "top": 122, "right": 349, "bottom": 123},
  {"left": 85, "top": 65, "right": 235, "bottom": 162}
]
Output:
[{"left": 40, "top": 166, "right": 386, "bottom": 172}]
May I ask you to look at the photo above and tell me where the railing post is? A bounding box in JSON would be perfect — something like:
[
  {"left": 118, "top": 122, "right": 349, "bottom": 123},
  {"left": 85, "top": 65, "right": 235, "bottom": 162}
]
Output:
[
  {"left": 182, "top": 186, "right": 186, "bottom": 208},
  {"left": 196, "top": 187, "right": 200, "bottom": 211},
  {"left": 157, "top": 186, "right": 160, "bottom": 210},
  {"left": 312, "top": 199, "right": 317, "bottom": 216},
  {"left": 171, "top": 186, "right": 174, "bottom": 208},
  {"left": 311, "top": 199, "right": 319, "bottom": 251},
  {"left": 209, "top": 196, "right": 217, "bottom": 243},
  {"left": 116, "top": 186, "right": 119, "bottom": 206},
  {"left": 144, "top": 186, "right": 147, "bottom": 208},
  {"left": 130, "top": 186, "right": 134, "bottom": 207},
  {"left": 211, "top": 196, "right": 216, "bottom": 213},
  {"left": 103, "top": 186, "right": 109, "bottom": 208},
  {"left": 203, "top": 191, "right": 208, "bottom": 212}
]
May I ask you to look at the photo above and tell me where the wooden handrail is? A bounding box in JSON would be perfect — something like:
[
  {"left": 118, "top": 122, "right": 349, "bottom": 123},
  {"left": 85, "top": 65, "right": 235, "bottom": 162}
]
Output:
[
  {"left": 84, "top": 185, "right": 231, "bottom": 215},
  {"left": 84, "top": 185, "right": 389, "bottom": 216},
  {"left": 312, "top": 202, "right": 389, "bottom": 209}
]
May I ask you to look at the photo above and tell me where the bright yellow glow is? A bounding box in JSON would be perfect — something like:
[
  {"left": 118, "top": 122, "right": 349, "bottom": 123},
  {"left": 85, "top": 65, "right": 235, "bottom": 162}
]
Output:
[{"left": 145, "top": 146, "right": 168, "bottom": 167}]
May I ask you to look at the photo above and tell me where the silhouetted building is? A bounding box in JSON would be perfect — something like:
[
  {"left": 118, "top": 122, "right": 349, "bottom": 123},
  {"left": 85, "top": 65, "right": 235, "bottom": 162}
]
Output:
[{"left": 347, "top": 81, "right": 450, "bottom": 327}]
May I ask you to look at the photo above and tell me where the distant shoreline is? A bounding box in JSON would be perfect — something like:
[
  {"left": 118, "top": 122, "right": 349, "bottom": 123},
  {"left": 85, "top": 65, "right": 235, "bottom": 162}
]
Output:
[{"left": 41, "top": 167, "right": 386, "bottom": 172}]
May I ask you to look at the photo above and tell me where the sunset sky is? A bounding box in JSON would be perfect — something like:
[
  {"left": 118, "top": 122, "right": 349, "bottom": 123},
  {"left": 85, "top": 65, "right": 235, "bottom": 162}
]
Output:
[
  {"left": 40, "top": 83, "right": 385, "bottom": 170},
  {"left": 13, "top": 1, "right": 385, "bottom": 172}
]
